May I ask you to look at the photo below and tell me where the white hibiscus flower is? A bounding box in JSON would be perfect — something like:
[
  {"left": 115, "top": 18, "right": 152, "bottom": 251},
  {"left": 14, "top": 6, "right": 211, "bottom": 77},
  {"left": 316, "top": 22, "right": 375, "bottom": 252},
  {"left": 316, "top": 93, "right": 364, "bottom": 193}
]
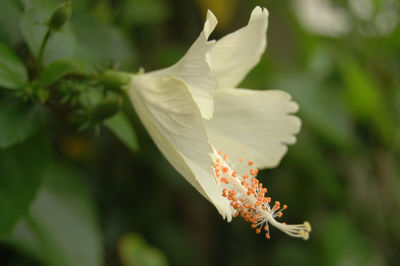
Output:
[{"left": 127, "top": 6, "right": 311, "bottom": 240}]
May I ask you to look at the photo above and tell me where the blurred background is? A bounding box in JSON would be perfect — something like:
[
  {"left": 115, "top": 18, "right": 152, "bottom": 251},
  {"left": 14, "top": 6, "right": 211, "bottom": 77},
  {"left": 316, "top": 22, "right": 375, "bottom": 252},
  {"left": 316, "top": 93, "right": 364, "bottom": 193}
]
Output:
[{"left": 0, "top": 0, "right": 399, "bottom": 265}]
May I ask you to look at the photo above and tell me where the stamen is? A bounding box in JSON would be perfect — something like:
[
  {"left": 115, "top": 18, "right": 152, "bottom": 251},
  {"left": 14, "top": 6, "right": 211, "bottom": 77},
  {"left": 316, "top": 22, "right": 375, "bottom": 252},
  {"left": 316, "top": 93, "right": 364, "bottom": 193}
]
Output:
[{"left": 212, "top": 149, "right": 312, "bottom": 240}]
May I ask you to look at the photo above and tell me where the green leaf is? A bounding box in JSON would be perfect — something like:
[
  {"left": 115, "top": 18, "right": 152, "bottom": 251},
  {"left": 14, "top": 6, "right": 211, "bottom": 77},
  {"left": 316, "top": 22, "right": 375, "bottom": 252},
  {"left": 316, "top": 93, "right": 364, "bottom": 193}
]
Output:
[
  {"left": 5, "top": 163, "right": 103, "bottom": 266},
  {"left": 104, "top": 112, "right": 139, "bottom": 152},
  {"left": 0, "top": 101, "right": 42, "bottom": 148},
  {"left": 118, "top": 233, "right": 169, "bottom": 266},
  {"left": 20, "top": 1, "right": 76, "bottom": 65},
  {"left": 0, "top": 42, "right": 28, "bottom": 89},
  {"left": 0, "top": 134, "right": 50, "bottom": 237},
  {"left": 39, "top": 59, "right": 88, "bottom": 87}
]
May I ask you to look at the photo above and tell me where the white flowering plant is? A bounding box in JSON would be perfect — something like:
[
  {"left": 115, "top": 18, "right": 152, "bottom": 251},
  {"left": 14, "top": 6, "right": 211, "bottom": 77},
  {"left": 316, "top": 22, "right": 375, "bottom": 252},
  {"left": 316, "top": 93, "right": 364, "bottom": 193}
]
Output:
[{"left": 1, "top": 0, "right": 397, "bottom": 265}]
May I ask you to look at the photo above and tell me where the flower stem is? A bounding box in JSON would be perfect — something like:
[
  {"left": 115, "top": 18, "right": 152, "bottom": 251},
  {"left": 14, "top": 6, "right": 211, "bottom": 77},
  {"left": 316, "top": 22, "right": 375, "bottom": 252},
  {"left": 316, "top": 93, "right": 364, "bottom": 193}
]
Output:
[{"left": 37, "top": 28, "right": 52, "bottom": 67}]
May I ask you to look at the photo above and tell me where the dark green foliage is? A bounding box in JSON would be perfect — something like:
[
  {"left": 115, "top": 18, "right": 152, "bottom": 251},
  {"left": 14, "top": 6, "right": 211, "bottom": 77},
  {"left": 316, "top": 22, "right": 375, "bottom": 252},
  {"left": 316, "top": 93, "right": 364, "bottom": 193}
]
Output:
[
  {"left": 0, "top": 133, "right": 50, "bottom": 237},
  {"left": 0, "top": 42, "right": 28, "bottom": 89},
  {"left": 0, "top": 101, "right": 42, "bottom": 148}
]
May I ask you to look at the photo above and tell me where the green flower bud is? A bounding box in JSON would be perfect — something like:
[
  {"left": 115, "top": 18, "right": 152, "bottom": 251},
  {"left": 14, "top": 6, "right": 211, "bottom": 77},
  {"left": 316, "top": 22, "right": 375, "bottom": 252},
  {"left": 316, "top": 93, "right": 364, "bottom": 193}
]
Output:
[
  {"left": 99, "top": 70, "right": 132, "bottom": 92},
  {"left": 90, "top": 94, "right": 123, "bottom": 123},
  {"left": 36, "top": 87, "right": 50, "bottom": 103},
  {"left": 48, "top": 1, "right": 72, "bottom": 31}
]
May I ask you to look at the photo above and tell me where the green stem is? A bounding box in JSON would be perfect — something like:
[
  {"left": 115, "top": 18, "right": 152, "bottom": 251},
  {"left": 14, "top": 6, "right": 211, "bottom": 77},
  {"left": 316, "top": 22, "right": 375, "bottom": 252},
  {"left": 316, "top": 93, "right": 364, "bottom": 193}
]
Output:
[{"left": 37, "top": 28, "right": 52, "bottom": 67}]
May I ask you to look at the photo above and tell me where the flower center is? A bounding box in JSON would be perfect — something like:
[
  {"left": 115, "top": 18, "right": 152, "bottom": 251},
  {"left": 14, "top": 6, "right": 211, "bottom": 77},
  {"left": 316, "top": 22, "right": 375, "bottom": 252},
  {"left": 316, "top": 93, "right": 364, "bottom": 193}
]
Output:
[{"left": 212, "top": 150, "right": 311, "bottom": 240}]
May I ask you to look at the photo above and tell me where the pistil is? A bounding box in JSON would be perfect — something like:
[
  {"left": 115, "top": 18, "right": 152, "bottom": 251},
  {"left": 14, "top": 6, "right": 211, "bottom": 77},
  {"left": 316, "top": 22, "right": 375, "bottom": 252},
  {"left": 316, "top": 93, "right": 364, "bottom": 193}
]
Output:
[{"left": 212, "top": 150, "right": 311, "bottom": 240}]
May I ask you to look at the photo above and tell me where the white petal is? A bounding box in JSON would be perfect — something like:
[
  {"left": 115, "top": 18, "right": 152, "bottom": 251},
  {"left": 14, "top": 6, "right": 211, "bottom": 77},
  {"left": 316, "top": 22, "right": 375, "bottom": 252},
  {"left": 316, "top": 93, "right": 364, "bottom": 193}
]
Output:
[
  {"left": 205, "top": 88, "right": 301, "bottom": 169},
  {"left": 152, "top": 10, "right": 218, "bottom": 120},
  {"left": 209, "top": 6, "right": 269, "bottom": 88},
  {"left": 184, "top": 156, "right": 234, "bottom": 221},
  {"left": 128, "top": 74, "right": 233, "bottom": 220}
]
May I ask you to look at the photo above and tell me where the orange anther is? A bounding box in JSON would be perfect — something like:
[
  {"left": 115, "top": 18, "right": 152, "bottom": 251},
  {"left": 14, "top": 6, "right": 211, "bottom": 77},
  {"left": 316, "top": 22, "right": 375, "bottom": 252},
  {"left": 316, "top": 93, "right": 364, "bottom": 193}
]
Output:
[
  {"left": 221, "top": 178, "right": 229, "bottom": 184},
  {"left": 222, "top": 167, "right": 228, "bottom": 173},
  {"left": 256, "top": 228, "right": 261, "bottom": 234},
  {"left": 265, "top": 233, "right": 270, "bottom": 239},
  {"left": 278, "top": 212, "right": 283, "bottom": 217},
  {"left": 218, "top": 151, "right": 222, "bottom": 155},
  {"left": 231, "top": 171, "right": 237, "bottom": 177},
  {"left": 283, "top": 204, "right": 288, "bottom": 210},
  {"left": 223, "top": 154, "right": 228, "bottom": 160},
  {"left": 234, "top": 211, "right": 239, "bottom": 217},
  {"left": 248, "top": 160, "right": 254, "bottom": 166},
  {"left": 264, "top": 225, "right": 269, "bottom": 231},
  {"left": 242, "top": 174, "right": 249, "bottom": 179},
  {"left": 239, "top": 158, "right": 243, "bottom": 162},
  {"left": 251, "top": 224, "right": 257, "bottom": 229}
]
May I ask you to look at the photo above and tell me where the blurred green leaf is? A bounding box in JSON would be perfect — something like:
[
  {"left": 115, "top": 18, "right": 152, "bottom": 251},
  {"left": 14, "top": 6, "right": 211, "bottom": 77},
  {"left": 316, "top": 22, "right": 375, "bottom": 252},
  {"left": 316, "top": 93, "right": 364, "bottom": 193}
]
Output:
[
  {"left": 0, "top": 42, "right": 28, "bottom": 89},
  {"left": 0, "top": 101, "right": 42, "bottom": 148},
  {"left": 340, "top": 59, "right": 382, "bottom": 117},
  {"left": 104, "top": 112, "right": 139, "bottom": 152},
  {"left": 339, "top": 58, "right": 396, "bottom": 146},
  {"left": 119, "top": 0, "right": 171, "bottom": 26},
  {"left": 320, "top": 214, "right": 385, "bottom": 266},
  {"left": 6, "top": 163, "right": 103, "bottom": 266},
  {"left": 0, "top": 0, "right": 22, "bottom": 45},
  {"left": 20, "top": 0, "right": 76, "bottom": 65},
  {"left": 290, "top": 135, "right": 343, "bottom": 201},
  {"left": 118, "top": 233, "right": 168, "bottom": 266},
  {"left": 39, "top": 59, "right": 88, "bottom": 87},
  {"left": 0, "top": 134, "right": 49, "bottom": 237},
  {"left": 271, "top": 240, "right": 317, "bottom": 266},
  {"left": 71, "top": 12, "right": 136, "bottom": 69}
]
